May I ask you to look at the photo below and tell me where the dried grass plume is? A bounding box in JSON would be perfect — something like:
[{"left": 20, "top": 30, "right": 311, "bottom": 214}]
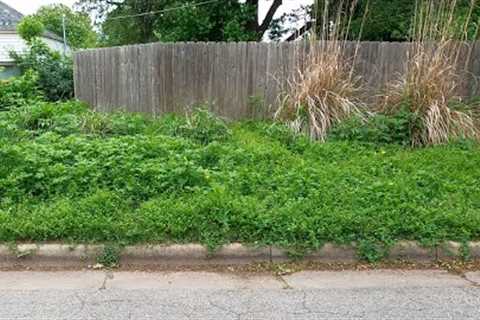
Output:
[
  {"left": 383, "top": 0, "right": 479, "bottom": 146},
  {"left": 275, "top": 0, "right": 367, "bottom": 141}
]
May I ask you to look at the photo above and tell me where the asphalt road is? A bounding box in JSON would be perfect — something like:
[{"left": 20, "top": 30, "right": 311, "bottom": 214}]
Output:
[{"left": 1, "top": 270, "right": 479, "bottom": 319}]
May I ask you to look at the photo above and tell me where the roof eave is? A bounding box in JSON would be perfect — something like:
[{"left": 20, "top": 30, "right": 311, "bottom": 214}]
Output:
[{"left": 0, "top": 28, "right": 64, "bottom": 43}]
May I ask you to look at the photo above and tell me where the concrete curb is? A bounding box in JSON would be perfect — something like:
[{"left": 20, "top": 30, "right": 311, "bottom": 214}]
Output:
[{"left": 0, "top": 241, "right": 479, "bottom": 268}]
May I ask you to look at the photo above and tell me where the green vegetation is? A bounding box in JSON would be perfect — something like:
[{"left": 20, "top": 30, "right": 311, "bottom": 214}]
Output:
[
  {"left": 318, "top": 0, "right": 480, "bottom": 42},
  {"left": 15, "top": 7, "right": 77, "bottom": 103},
  {"left": 16, "top": 16, "right": 45, "bottom": 42},
  {"left": 77, "top": 0, "right": 288, "bottom": 45},
  {"left": 287, "top": 0, "right": 479, "bottom": 147},
  {"left": 32, "top": 4, "right": 97, "bottom": 49},
  {"left": 75, "top": 0, "right": 480, "bottom": 44},
  {"left": 3, "top": 0, "right": 479, "bottom": 261},
  {"left": 10, "top": 40, "right": 73, "bottom": 102},
  {"left": 97, "top": 244, "right": 121, "bottom": 267},
  {"left": 17, "top": 4, "right": 96, "bottom": 49},
  {"left": 0, "top": 101, "right": 479, "bottom": 260},
  {"left": 0, "top": 71, "right": 43, "bottom": 111}
]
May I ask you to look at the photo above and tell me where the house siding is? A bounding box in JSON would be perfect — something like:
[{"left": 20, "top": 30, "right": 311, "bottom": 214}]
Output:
[{"left": 0, "top": 32, "right": 67, "bottom": 65}]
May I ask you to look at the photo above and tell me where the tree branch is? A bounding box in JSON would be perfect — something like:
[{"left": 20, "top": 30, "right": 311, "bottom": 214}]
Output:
[
  {"left": 258, "top": 0, "right": 282, "bottom": 35},
  {"left": 105, "top": 0, "right": 123, "bottom": 6},
  {"left": 286, "top": 21, "right": 313, "bottom": 41}
]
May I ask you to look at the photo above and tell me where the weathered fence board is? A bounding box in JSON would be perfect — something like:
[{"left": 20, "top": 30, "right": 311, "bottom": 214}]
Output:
[{"left": 74, "top": 41, "right": 480, "bottom": 119}]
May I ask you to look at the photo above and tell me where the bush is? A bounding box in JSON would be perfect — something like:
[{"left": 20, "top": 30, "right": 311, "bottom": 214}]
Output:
[
  {"left": 329, "top": 109, "right": 417, "bottom": 146},
  {"left": 177, "top": 109, "right": 231, "bottom": 145},
  {"left": 11, "top": 39, "right": 73, "bottom": 102},
  {"left": 16, "top": 16, "right": 45, "bottom": 42},
  {"left": 0, "top": 71, "right": 43, "bottom": 111}
]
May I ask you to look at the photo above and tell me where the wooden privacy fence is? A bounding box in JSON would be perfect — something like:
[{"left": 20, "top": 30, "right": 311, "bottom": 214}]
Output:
[{"left": 74, "top": 41, "right": 480, "bottom": 119}]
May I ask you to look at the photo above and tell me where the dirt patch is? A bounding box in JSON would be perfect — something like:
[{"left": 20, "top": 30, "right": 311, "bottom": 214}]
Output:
[{"left": 3, "top": 259, "right": 480, "bottom": 277}]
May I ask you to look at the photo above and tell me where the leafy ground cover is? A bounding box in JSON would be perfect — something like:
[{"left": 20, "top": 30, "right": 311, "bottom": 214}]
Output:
[{"left": 1, "top": 101, "right": 479, "bottom": 260}]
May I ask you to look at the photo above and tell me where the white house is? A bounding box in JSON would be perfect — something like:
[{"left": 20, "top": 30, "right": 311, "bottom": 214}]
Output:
[{"left": 0, "top": 1, "right": 67, "bottom": 78}]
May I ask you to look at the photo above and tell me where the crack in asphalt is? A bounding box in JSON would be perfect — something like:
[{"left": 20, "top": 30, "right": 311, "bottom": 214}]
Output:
[
  {"left": 99, "top": 270, "right": 114, "bottom": 290},
  {"left": 300, "top": 290, "right": 313, "bottom": 314},
  {"left": 73, "top": 292, "right": 90, "bottom": 319},
  {"left": 275, "top": 274, "right": 293, "bottom": 290},
  {"left": 206, "top": 290, "right": 241, "bottom": 317},
  {"left": 461, "top": 273, "right": 480, "bottom": 287}
]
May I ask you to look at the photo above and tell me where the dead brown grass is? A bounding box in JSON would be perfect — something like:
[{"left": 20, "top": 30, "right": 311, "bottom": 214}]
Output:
[{"left": 275, "top": 0, "right": 366, "bottom": 141}]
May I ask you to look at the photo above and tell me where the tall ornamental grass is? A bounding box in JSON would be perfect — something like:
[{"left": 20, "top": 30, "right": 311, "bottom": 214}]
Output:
[
  {"left": 382, "top": 0, "right": 479, "bottom": 146},
  {"left": 275, "top": 0, "right": 367, "bottom": 141}
]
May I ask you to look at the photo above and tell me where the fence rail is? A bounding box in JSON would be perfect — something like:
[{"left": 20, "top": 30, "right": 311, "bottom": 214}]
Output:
[{"left": 74, "top": 41, "right": 480, "bottom": 119}]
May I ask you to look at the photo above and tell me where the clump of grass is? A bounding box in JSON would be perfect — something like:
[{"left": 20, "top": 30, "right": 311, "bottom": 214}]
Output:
[
  {"left": 178, "top": 108, "right": 231, "bottom": 145},
  {"left": 382, "top": 0, "right": 480, "bottom": 146},
  {"left": 275, "top": 0, "right": 367, "bottom": 141},
  {"left": 97, "top": 244, "right": 121, "bottom": 268}
]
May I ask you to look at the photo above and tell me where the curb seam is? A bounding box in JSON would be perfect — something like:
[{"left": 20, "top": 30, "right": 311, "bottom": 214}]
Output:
[{"left": 1, "top": 241, "right": 479, "bottom": 268}]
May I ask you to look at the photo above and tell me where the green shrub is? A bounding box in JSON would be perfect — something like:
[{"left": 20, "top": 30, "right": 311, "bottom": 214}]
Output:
[
  {"left": 11, "top": 39, "right": 73, "bottom": 102},
  {"left": 16, "top": 16, "right": 45, "bottom": 42},
  {"left": 329, "top": 110, "right": 418, "bottom": 146},
  {"left": 177, "top": 109, "right": 231, "bottom": 144},
  {"left": 0, "top": 71, "right": 43, "bottom": 111},
  {"left": 261, "top": 122, "right": 309, "bottom": 153}
]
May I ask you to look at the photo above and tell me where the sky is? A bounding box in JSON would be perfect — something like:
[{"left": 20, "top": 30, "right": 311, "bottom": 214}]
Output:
[{"left": 3, "top": 0, "right": 313, "bottom": 21}]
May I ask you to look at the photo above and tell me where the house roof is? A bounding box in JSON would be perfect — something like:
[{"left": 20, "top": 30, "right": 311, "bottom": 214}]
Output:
[{"left": 0, "top": 1, "right": 23, "bottom": 30}]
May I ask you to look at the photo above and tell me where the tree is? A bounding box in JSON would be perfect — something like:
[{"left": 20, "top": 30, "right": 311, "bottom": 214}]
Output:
[
  {"left": 16, "top": 16, "right": 45, "bottom": 43},
  {"left": 33, "top": 4, "right": 97, "bottom": 48},
  {"left": 75, "top": 0, "right": 289, "bottom": 45},
  {"left": 347, "top": 0, "right": 415, "bottom": 41},
  {"left": 152, "top": 1, "right": 257, "bottom": 42}
]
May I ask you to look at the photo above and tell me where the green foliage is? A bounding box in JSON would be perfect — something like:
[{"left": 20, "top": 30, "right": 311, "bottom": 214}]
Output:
[
  {"left": 17, "top": 16, "right": 45, "bottom": 42},
  {"left": 97, "top": 243, "right": 121, "bottom": 267},
  {"left": 316, "top": 0, "right": 480, "bottom": 42},
  {"left": 349, "top": 0, "right": 415, "bottom": 41},
  {"left": 101, "top": 1, "right": 259, "bottom": 44},
  {"left": 150, "top": 2, "right": 258, "bottom": 42},
  {"left": 0, "top": 71, "right": 43, "bottom": 111},
  {"left": 33, "top": 4, "right": 97, "bottom": 49},
  {"left": 11, "top": 39, "right": 73, "bottom": 102},
  {"left": 77, "top": 0, "right": 480, "bottom": 44},
  {"left": 177, "top": 109, "right": 231, "bottom": 145},
  {"left": 1, "top": 102, "right": 479, "bottom": 261},
  {"left": 329, "top": 110, "right": 418, "bottom": 146},
  {"left": 152, "top": 3, "right": 215, "bottom": 42},
  {"left": 79, "top": 0, "right": 284, "bottom": 45}
]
